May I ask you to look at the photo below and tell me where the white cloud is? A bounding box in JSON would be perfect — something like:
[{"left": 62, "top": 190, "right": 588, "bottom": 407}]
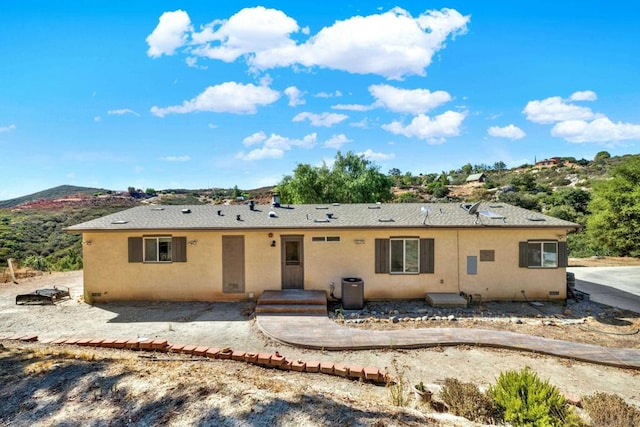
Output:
[
  {"left": 146, "top": 10, "right": 192, "bottom": 58},
  {"left": 369, "top": 84, "right": 452, "bottom": 114},
  {"left": 551, "top": 117, "right": 640, "bottom": 143},
  {"left": 207, "top": 123, "right": 218, "bottom": 129},
  {"left": 150, "top": 82, "right": 280, "bottom": 116},
  {"left": 323, "top": 134, "right": 352, "bottom": 149},
  {"left": 160, "top": 155, "right": 191, "bottom": 162},
  {"left": 285, "top": 7, "right": 470, "bottom": 79},
  {"left": 284, "top": 86, "right": 305, "bottom": 106},
  {"left": 191, "top": 6, "right": 299, "bottom": 63},
  {"left": 107, "top": 109, "right": 140, "bottom": 117},
  {"left": 292, "top": 112, "right": 348, "bottom": 127},
  {"left": 315, "top": 90, "right": 343, "bottom": 98},
  {"left": 570, "top": 90, "right": 597, "bottom": 102},
  {"left": 0, "top": 124, "right": 16, "bottom": 133},
  {"left": 358, "top": 149, "right": 395, "bottom": 161},
  {"left": 487, "top": 124, "right": 526, "bottom": 140},
  {"left": 236, "top": 132, "right": 317, "bottom": 160},
  {"left": 523, "top": 96, "right": 598, "bottom": 124},
  {"left": 237, "top": 147, "right": 285, "bottom": 161},
  {"left": 382, "top": 110, "right": 465, "bottom": 143},
  {"left": 94, "top": 116, "right": 102, "bottom": 122},
  {"left": 242, "top": 131, "right": 267, "bottom": 146},
  {"left": 332, "top": 103, "right": 373, "bottom": 112},
  {"left": 150, "top": 7, "right": 469, "bottom": 79}
]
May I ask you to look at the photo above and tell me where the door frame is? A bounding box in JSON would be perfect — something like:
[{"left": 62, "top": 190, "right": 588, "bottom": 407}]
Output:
[{"left": 281, "top": 235, "right": 304, "bottom": 289}]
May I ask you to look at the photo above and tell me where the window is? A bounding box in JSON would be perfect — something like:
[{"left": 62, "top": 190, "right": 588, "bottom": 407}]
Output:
[
  {"left": 128, "top": 236, "right": 187, "bottom": 263},
  {"left": 390, "top": 238, "right": 419, "bottom": 273},
  {"left": 145, "top": 237, "right": 172, "bottom": 262},
  {"left": 375, "top": 238, "right": 434, "bottom": 274},
  {"left": 519, "top": 241, "right": 566, "bottom": 268},
  {"left": 311, "top": 236, "right": 341, "bottom": 242}
]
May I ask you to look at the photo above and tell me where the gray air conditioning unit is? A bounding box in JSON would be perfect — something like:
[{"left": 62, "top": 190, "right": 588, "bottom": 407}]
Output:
[{"left": 341, "top": 277, "right": 364, "bottom": 310}]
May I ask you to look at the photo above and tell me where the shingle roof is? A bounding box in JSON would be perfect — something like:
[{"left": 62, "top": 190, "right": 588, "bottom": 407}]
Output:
[{"left": 66, "top": 202, "right": 580, "bottom": 232}]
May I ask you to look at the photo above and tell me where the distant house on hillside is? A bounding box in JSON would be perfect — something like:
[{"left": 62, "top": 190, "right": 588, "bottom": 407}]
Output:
[
  {"left": 465, "top": 173, "right": 486, "bottom": 183},
  {"left": 535, "top": 157, "right": 561, "bottom": 168}
]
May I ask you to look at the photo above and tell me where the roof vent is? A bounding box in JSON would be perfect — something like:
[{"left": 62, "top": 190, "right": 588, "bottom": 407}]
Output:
[
  {"left": 268, "top": 211, "right": 277, "bottom": 218},
  {"left": 236, "top": 214, "right": 242, "bottom": 221},
  {"left": 181, "top": 208, "right": 191, "bottom": 214},
  {"left": 151, "top": 207, "right": 165, "bottom": 211},
  {"left": 217, "top": 210, "right": 223, "bottom": 216},
  {"left": 368, "top": 206, "right": 381, "bottom": 210},
  {"left": 315, "top": 206, "right": 328, "bottom": 210},
  {"left": 314, "top": 219, "right": 330, "bottom": 223},
  {"left": 111, "top": 220, "right": 128, "bottom": 224},
  {"left": 378, "top": 218, "right": 394, "bottom": 222},
  {"left": 326, "top": 213, "right": 334, "bottom": 219},
  {"left": 249, "top": 200, "right": 255, "bottom": 211},
  {"left": 527, "top": 217, "right": 546, "bottom": 222}
]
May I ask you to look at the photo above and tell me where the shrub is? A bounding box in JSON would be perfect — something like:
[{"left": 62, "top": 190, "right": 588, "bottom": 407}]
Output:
[
  {"left": 582, "top": 392, "right": 640, "bottom": 427},
  {"left": 440, "top": 377, "right": 494, "bottom": 423},
  {"left": 23, "top": 255, "right": 50, "bottom": 271},
  {"left": 386, "top": 369, "right": 409, "bottom": 407},
  {"left": 489, "top": 367, "right": 580, "bottom": 426}
]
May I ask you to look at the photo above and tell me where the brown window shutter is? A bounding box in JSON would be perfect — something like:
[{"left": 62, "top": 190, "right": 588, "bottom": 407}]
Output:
[
  {"left": 558, "top": 241, "right": 568, "bottom": 267},
  {"left": 172, "top": 237, "right": 187, "bottom": 262},
  {"left": 419, "top": 238, "right": 435, "bottom": 274},
  {"left": 375, "top": 239, "right": 389, "bottom": 273},
  {"left": 128, "top": 237, "right": 143, "bottom": 263},
  {"left": 518, "top": 242, "right": 528, "bottom": 268}
]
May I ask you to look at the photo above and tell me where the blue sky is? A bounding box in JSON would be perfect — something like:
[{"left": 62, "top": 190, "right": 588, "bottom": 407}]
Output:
[{"left": 1, "top": 1, "right": 639, "bottom": 199}]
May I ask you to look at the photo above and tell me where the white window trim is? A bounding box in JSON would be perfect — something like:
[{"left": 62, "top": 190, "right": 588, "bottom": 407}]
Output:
[
  {"left": 527, "top": 241, "right": 558, "bottom": 268},
  {"left": 390, "top": 237, "right": 420, "bottom": 274},
  {"left": 143, "top": 236, "right": 172, "bottom": 263}
]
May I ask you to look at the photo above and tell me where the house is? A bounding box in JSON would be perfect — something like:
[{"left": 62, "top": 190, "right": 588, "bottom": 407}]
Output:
[
  {"left": 465, "top": 173, "right": 486, "bottom": 183},
  {"left": 535, "top": 157, "right": 562, "bottom": 168},
  {"left": 66, "top": 201, "right": 580, "bottom": 303}
]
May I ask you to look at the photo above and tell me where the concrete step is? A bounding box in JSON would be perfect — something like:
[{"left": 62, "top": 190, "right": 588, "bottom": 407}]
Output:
[
  {"left": 255, "top": 304, "right": 328, "bottom": 314},
  {"left": 425, "top": 292, "right": 468, "bottom": 308},
  {"left": 258, "top": 290, "right": 327, "bottom": 306}
]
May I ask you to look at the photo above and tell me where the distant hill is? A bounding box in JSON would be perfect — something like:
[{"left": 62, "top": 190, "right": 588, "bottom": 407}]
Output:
[{"left": 0, "top": 185, "right": 113, "bottom": 209}]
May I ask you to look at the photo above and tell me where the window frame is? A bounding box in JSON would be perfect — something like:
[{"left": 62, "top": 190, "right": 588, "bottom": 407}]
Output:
[
  {"left": 526, "top": 241, "right": 558, "bottom": 268},
  {"left": 389, "top": 237, "right": 420, "bottom": 274},
  {"left": 143, "top": 236, "right": 173, "bottom": 263}
]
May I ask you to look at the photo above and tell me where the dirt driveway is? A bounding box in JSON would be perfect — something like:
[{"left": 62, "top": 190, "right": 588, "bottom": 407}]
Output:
[{"left": 1, "top": 271, "right": 639, "bottom": 408}]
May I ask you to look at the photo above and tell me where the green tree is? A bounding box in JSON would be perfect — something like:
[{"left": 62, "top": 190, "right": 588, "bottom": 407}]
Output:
[
  {"left": 594, "top": 150, "right": 611, "bottom": 164},
  {"left": 277, "top": 151, "right": 392, "bottom": 204},
  {"left": 587, "top": 156, "right": 640, "bottom": 256},
  {"left": 461, "top": 163, "right": 473, "bottom": 175}
]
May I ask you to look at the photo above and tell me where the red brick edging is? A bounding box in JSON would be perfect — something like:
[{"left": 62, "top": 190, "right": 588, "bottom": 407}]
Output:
[{"left": 0, "top": 335, "right": 388, "bottom": 384}]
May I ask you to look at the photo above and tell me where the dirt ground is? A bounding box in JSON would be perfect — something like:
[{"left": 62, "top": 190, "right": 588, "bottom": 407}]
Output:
[{"left": 1, "top": 269, "right": 639, "bottom": 426}]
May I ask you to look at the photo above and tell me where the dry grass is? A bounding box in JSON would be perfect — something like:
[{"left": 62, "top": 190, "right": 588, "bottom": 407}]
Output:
[
  {"left": 582, "top": 392, "right": 640, "bottom": 427},
  {"left": 0, "top": 342, "right": 439, "bottom": 427}
]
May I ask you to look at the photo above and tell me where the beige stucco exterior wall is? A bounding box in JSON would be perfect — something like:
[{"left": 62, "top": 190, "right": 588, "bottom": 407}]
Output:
[{"left": 80, "top": 226, "right": 569, "bottom": 303}]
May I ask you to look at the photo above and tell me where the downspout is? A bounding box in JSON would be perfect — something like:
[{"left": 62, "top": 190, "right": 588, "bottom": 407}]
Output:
[{"left": 456, "top": 230, "right": 461, "bottom": 293}]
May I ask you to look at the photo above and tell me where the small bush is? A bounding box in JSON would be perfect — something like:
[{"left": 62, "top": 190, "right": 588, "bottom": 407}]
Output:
[
  {"left": 440, "top": 377, "right": 494, "bottom": 423},
  {"left": 582, "top": 392, "right": 640, "bottom": 427},
  {"left": 489, "top": 367, "right": 580, "bottom": 426},
  {"left": 386, "top": 369, "right": 409, "bottom": 407}
]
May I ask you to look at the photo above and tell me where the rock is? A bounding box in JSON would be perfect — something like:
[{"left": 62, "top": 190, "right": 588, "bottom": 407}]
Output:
[
  {"left": 391, "top": 316, "right": 399, "bottom": 323},
  {"left": 422, "top": 316, "right": 429, "bottom": 321},
  {"left": 563, "top": 309, "right": 572, "bottom": 316},
  {"left": 435, "top": 316, "right": 442, "bottom": 321},
  {"left": 447, "top": 315, "right": 457, "bottom": 321},
  {"left": 417, "top": 308, "right": 428, "bottom": 314},
  {"left": 561, "top": 391, "right": 582, "bottom": 407},
  {"left": 511, "top": 317, "right": 523, "bottom": 324}
]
